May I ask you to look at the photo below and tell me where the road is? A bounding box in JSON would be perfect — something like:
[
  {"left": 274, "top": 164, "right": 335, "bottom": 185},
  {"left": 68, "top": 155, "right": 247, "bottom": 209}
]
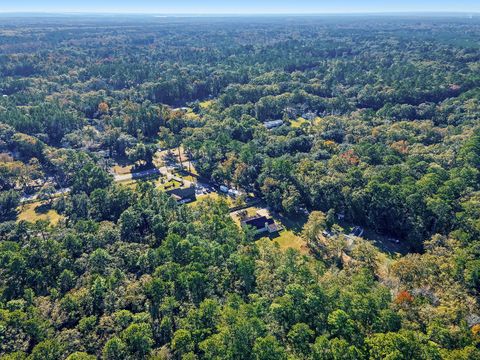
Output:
[
  {"left": 20, "top": 154, "right": 230, "bottom": 205},
  {"left": 20, "top": 167, "right": 166, "bottom": 204},
  {"left": 20, "top": 188, "right": 70, "bottom": 204},
  {"left": 114, "top": 168, "right": 161, "bottom": 182}
]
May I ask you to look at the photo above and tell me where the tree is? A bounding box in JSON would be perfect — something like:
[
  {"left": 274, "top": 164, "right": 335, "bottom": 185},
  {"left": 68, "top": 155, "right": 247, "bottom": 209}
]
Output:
[
  {"left": 287, "top": 323, "right": 315, "bottom": 356},
  {"left": 29, "top": 340, "right": 62, "bottom": 360},
  {"left": 0, "top": 190, "right": 20, "bottom": 220},
  {"left": 66, "top": 352, "right": 96, "bottom": 360},
  {"left": 38, "top": 183, "right": 56, "bottom": 205},
  {"left": 171, "top": 329, "right": 194, "bottom": 358},
  {"left": 121, "top": 323, "right": 153, "bottom": 359},
  {"left": 367, "top": 331, "right": 441, "bottom": 360},
  {"left": 72, "top": 163, "right": 112, "bottom": 195},
  {"left": 253, "top": 336, "right": 287, "bottom": 360},
  {"left": 302, "top": 211, "right": 326, "bottom": 244},
  {"left": 89, "top": 248, "right": 112, "bottom": 275},
  {"left": 327, "top": 310, "right": 356, "bottom": 342},
  {"left": 126, "top": 142, "right": 157, "bottom": 166},
  {"left": 326, "top": 208, "right": 336, "bottom": 229},
  {"left": 103, "top": 337, "right": 126, "bottom": 360},
  {"left": 58, "top": 269, "right": 76, "bottom": 293},
  {"left": 458, "top": 128, "right": 480, "bottom": 168}
]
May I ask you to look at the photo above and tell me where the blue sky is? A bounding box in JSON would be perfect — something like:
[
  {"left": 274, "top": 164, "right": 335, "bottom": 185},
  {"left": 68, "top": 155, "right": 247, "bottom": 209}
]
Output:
[{"left": 0, "top": 0, "right": 479, "bottom": 14}]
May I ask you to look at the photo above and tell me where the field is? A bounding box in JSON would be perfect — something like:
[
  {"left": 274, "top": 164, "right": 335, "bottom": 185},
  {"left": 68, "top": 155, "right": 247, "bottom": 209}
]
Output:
[
  {"left": 191, "top": 192, "right": 235, "bottom": 208},
  {"left": 156, "top": 178, "right": 183, "bottom": 191},
  {"left": 17, "top": 201, "right": 63, "bottom": 225},
  {"left": 268, "top": 230, "right": 309, "bottom": 254},
  {"left": 112, "top": 164, "right": 133, "bottom": 175},
  {"left": 290, "top": 117, "right": 307, "bottom": 128},
  {"left": 199, "top": 100, "right": 215, "bottom": 109}
]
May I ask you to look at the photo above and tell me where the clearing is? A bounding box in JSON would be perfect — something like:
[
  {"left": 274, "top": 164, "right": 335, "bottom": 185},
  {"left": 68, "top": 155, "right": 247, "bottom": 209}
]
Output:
[
  {"left": 17, "top": 201, "right": 63, "bottom": 225},
  {"left": 231, "top": 205, "right": 309, "bottom": 254}
]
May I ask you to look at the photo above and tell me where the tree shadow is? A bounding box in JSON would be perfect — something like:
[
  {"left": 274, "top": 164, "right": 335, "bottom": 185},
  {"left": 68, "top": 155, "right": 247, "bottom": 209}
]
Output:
[{"left": 34, "top": 203, "right": 52, "bottom": 215}]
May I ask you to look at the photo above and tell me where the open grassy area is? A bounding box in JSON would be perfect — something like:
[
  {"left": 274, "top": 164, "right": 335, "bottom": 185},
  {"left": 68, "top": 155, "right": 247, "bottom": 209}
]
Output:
[
  {"left": 188, "top": 192, "right": 233, "bottom": 209},
  {"left": 290, "top": 117, "right": 307, "bottom": 128},
  {"left": 17, "top": 201, "right": 63, "bottom": 225},
  {"left": 265, "top": 211, "right": 308, "bottom": 254},
  {"left": 157, "top": 178, "right": 183, "bottom": 191},
  {"left": 184, "top": 111, "right": 200, "bottom": 120},
  {"left": 195, "top": 192, "right": 235, "bottom": 207},
  {"left": 199, "top": 99, "right": 214, "bottom": 109},
  {"left": 268, "top": 230, "right": 308, "bottom": 254},
  {"left": 173, "top": 169, "right": 196, "bottom": 183},
  {"left": 112, "top": 164, "right": 133, "bottom": 175}
]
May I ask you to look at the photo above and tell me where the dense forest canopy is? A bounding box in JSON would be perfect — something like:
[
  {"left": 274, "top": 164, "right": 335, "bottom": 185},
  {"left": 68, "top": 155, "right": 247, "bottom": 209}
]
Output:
[{"left": 0, "top": 15, "right": 480, "bottom": 359}]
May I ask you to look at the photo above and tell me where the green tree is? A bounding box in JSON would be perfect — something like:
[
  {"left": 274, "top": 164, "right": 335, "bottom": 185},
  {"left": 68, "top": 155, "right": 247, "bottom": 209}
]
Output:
[
  {"left": 72, "top": 163, "right": 112, "bottom": 195},
  {"left": 287, "top": 323, "right": 315, "bottom": 356},
  {"left": 0, "top": 190, "right": 20, "bottom": 220},
  {"left": 103, "top": 336, "right": 126, "bottom": 360},
  {"left": 121, "top": 323, "right": 153, "bottom": 359},
  {"left": 28, "top": 339, "right": 62, "bottom": 360},
  {"left": 65, "top": 352, "right": 96, "bottom": 360},
  {"left": 253, "top": 336, "right": 287, "bottom": 360},
  {"left": 171, "top": 329, "right": 195, "bottom": 358}
]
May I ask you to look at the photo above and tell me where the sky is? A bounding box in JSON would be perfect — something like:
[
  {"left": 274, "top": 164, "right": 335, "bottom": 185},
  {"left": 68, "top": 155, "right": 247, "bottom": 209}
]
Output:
[{"left": 0, "top": 0, "right": 479, "bottom": 14}]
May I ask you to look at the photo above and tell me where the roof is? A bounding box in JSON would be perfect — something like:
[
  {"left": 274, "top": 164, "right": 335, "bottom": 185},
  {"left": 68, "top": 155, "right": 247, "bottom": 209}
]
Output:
[
  {"left": 242, "top": 215, "right": 274, "bottom": 230},
  {"left": 267, "top": 223, "right": 281, "bottom": 233},
  {"left": 166, "top": 186, "right": 196, "bottom": 201},
  {"left": 264, "top": 120, "right": 284, "bottom": 129}
]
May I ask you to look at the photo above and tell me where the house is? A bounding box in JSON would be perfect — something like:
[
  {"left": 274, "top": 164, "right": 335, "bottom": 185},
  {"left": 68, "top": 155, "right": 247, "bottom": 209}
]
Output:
[
  {"left": 241, "top": 215, "right": 281, "bottom": 234},
  {"left": 228, "top": 188, "right": 240, "bottom": 197},
  {"left": 166, "top": 186, "right": 196, "bottom": 204},
  {"left": 264, "top": 120, "right": 284, "bottom": 129},
  {"left": 172, "top": 107, "right": 189, "bottom": 114},
  {"left": 302, "top": 111, "right": 317, "bottom": 121}
]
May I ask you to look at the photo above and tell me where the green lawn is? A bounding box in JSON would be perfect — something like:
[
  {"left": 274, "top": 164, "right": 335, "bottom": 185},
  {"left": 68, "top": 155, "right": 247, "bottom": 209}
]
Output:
[
  {"left": 156, "top": 178, "right": 182, "bottom": 191},
  {"left": 112, "top": 164, "right": 133, "bottom": 175},
  {"left": 199, "top": 99, "right": 214, "bottom": 109},
  {"left": 232, "top": 205, "right": 309, "bottom": 254},
  {"left": 290, "top": 117, "right": 307, "bottom": 128},
  {"left": 192, "top": 192, "right": 234, "bottom": 208},
  {"left": 17, "top": 201, "right": 63, "bottom": 225},
  {"left": 268, "top": 230, "right": 308, "bottom": 254}
]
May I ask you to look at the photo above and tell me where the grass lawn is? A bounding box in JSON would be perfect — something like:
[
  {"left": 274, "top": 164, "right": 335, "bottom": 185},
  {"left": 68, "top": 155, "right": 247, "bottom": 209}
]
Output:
[
  {"left": 199, "top": 99, "right": 214, "bottom": 109},
  {"left": 17, "top": 201, "right": 63, "bottom": 225},
  {"left": 290, "top": 117, "right": 307, "bottom": 128},
  {"left": 196, "top": 192, "right": 234, "bottom": 206},
  {"left": 267, "top": 212, "right": 308, "bottom": 254},
  {"left": 173, "top": 169, "right": 196, "bottom": 183},
  {"left": 184, "top": 111, "right": 200, "bottom": 120},
  {"left": 112, "top": 164, "right": 133, "bottom": 175},
  {"left": 188, "top": 192, "right": 232, "bottom": 209},
  {"left": 156, "top": 178, "right": 182, "bottom": 191},
  {"left": 115, "top": 179, "right": 138, "bottom": 189},
  {"left": 268, "top": 230, "right": 309, "bottom": 254}
]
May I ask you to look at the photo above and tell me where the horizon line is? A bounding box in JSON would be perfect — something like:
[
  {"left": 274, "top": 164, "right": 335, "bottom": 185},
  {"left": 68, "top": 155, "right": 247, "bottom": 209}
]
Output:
[{"left": 0, "top": 11, "right": 479, "bottom": 16}]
